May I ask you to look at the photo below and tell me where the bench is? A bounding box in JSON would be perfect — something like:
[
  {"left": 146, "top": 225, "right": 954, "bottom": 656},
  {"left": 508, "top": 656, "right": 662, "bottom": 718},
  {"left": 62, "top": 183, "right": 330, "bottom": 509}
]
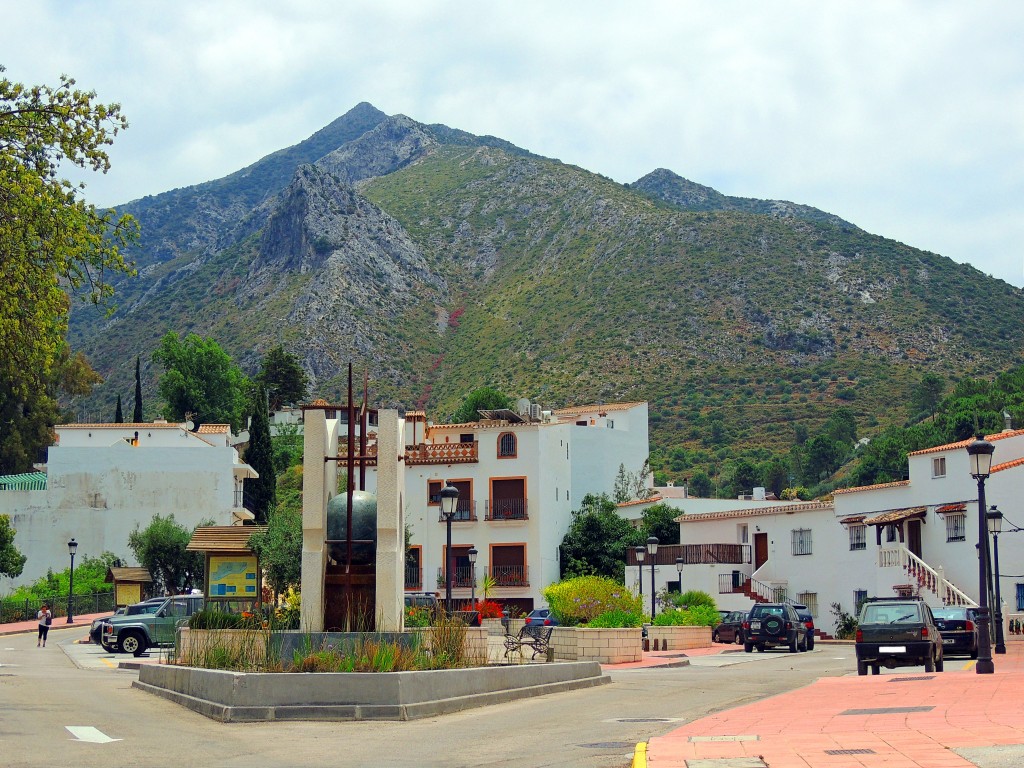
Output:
[{"left": 503, "top": 624, "right": 554, "bottom": 661}]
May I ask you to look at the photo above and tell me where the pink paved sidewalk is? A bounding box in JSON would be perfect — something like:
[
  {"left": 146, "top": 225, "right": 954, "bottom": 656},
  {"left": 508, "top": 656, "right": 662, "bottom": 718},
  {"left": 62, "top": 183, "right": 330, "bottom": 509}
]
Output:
[
  {"left": 0, "top": 611, "right": 110, "bottom": 637},
  {"left": 604, "top": 642, "right": 745, "bottom": 671},
  {"left": 643, "top": 641, "right": 1024, "bottom": 768}
]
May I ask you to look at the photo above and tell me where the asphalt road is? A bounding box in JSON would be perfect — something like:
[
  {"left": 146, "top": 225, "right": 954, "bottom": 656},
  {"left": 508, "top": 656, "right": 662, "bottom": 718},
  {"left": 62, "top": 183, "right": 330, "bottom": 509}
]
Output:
[{"left": 0, "top": 629, "right": 857, "bottom": 768}]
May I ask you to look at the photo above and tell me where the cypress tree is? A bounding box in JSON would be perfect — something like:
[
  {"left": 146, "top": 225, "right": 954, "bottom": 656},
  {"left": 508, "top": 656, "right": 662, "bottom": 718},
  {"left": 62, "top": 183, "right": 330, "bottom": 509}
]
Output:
[
  {"left": 114, "top": 394, "right": 123, "bottom": 423},
  {"left": 133, "top": 356, "right": 143, "bottom": 422},
  {"left": 243, "top": 384, "right": 276, "bottom": 524}
]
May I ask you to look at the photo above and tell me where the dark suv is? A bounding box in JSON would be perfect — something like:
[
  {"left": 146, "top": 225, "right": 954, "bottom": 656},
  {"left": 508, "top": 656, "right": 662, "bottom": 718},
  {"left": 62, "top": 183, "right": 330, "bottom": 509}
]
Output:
[
  {"left": 855, "top": 596, "right": 943, "bottom": 675},
  {"left": 743, "top": 602, "right": 803, "bottom": 653},
  {"left": 791, "top": 603, "right": 816, "bottom": 651}
]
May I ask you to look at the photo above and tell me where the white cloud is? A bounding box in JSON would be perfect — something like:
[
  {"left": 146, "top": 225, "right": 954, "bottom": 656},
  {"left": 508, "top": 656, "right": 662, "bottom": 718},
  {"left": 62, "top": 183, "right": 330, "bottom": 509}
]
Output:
[{"left": 3, "top": 0, "right": 1022, "bottom": 285}]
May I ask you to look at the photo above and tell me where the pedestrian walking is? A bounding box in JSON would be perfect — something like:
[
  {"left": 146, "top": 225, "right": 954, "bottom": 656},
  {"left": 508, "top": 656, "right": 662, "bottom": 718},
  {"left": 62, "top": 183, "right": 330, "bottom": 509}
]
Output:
[{"left": 37, "top": 603, "right": 52, "bottom": 647}]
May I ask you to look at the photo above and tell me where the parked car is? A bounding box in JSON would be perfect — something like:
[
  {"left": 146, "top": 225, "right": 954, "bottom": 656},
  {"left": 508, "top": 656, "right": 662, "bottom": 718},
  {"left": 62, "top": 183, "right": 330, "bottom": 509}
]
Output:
[
  {"left": 101, "top": 594, "right": 205, "bottom": 656},
  {"left": 791, "top": 603, "right": 816, "bottom": 650},
  {"left": 932, "top": 606, "right": 979, "bottom": 659},
  {"left": 743, "top": 602, "right": 803, "bottom": 653},
  {"left": 713, "top": 610, "right": 747, "bottom": 644},
  {"left": 524, "top": 608, "right": 559, "bottom": 626},
  {"left": 91, "top": 597, "right": 167, "bottom": 647},
  {"left": 855, "top": 596, "right": 943, "bottom": 675}
]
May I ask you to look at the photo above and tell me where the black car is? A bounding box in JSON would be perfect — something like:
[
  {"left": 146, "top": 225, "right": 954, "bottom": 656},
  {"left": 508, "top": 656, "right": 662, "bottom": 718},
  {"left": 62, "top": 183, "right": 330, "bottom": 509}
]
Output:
[
  {"left": 713, "top": 610, "right": 746, "bottom": 644},
  {"left": 932, "top": 606, "right": 979, "bottom": 659},
  {"left": 855, "top": 596, "right": 943, "bottom": 674},
  {"left": 743, "top": 603, "right": 803, "bottom": 653},
  {"left": 791, "top": 603, "right": 816, "bottom": 651}
]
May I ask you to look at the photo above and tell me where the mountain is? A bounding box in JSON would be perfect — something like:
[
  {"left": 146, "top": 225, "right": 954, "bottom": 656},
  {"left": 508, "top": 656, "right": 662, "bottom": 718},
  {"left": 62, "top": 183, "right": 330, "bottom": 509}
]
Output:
[{"left": 67, "top": 104, "right": 1024, "bottom": 483}]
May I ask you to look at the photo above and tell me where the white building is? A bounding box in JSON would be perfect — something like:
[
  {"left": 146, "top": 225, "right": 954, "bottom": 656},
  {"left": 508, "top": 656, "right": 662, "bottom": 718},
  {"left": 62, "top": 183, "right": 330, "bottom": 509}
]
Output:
[
  {"left": 635, "top": 428, "right": 1024, "bottom": 637},
  {"left": 0, "top": 421, "right": 258, "bottom": 590},
  {"left": 377, "top": 401, "right": 650, "bottom": 613}
]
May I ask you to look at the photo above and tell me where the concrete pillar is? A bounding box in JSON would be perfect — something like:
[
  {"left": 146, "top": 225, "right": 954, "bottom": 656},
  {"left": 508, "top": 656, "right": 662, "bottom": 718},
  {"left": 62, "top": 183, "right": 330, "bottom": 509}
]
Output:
[
  {"left": 300, "top": 408, "right": 338, "bottom": 632},
  {"left": 375, "top": 410, "right": 406, "bottom": 630}
]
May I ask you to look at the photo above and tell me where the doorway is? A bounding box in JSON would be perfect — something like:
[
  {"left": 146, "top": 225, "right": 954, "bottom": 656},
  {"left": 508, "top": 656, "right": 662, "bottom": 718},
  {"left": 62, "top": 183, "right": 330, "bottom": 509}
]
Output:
[
  {"left": 907, "top": 519, "right": 922, "bottom": 558},
  {"left": 754, "top": 532, "right": 769, "bottom": 571}
]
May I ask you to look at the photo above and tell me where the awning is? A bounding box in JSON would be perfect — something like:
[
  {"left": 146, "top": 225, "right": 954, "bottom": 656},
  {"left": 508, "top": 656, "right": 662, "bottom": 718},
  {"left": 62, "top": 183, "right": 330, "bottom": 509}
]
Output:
[
  {"left": 935, "top": 503, "right": 967, "bottom": 514},
  {"left": 839, "top": 515, "right": 865, "bottom": 525},
  {"left": 864, "top": 507, "right": 927, "bottom": 526},
  {"left": 105, "top": 567, "right": 152, "bottom": 584},
  {"left": 186, "top": 525, "right": 267, "bottom": 552}
]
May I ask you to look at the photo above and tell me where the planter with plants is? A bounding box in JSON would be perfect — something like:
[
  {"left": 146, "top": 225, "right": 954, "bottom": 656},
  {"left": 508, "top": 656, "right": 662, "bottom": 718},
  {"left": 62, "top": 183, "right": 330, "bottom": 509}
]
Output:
[
  {"left": 647, "top": 590, "right": 718, "bottom": 649},
  {"left": 542, "top": 576, "right": 644, "bottom": 663}
]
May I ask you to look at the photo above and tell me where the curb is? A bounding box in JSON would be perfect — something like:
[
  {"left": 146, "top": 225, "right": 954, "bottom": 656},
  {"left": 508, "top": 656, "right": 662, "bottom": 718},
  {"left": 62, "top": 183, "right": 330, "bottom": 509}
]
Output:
[{"left": 631, "top": 741, "right": 647, "bottom": 768}]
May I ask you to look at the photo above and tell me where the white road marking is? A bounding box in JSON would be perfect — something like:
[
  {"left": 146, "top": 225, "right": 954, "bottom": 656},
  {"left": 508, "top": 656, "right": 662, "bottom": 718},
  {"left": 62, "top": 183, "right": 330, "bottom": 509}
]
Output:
[{"left": 66, "top": 726, "right": 121, "bottom": 743}]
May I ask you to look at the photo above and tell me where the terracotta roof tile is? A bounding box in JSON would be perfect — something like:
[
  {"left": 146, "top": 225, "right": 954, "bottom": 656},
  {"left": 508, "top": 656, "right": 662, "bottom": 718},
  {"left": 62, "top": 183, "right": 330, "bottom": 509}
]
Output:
[
  {"left": 839, "top": 515, "right": 866, "bottom": 525},
  {"left": 864, "top": 506, "right": 927, "bottom": 525},
  {"left": 59, "top": 422, "right": 182, "bottom": 429},
  {"left": 677, "top": 501, "right": 832, "bottom": 523},
  {"left": 907, "top": 428, "right": 1024, "bottom": 457},
  {"left": 617, "top": 495, "right": 662, "bottom": 508},
  {"left": 936, "top": 503, "right": 967, "bottom": 513},
  {"left": 993, "top": 457, "right": 1024, "bottom": 473},
  {"left": 196, "top": 424, "right": 229, "bottom": 433},
  {"left": 553, "top": 401, "right": 647, "bottom": 416},
  {"left": 833, "top": 480, "right": 910, "bottom": 495}
]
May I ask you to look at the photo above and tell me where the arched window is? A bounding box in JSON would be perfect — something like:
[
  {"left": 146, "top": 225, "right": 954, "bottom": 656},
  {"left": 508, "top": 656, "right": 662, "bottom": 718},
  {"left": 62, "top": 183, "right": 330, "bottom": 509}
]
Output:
[{"left": 498, "top": 432, "right": 517, "bottom": 458}]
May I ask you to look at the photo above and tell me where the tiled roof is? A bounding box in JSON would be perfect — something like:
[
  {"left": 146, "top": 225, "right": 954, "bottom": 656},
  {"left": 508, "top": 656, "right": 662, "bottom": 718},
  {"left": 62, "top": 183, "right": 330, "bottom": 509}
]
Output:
[
  {"left": 907, "top": 429, "right": 1024, "bottom": 457},
  {"left": 839, "top": 515, "right": 865, "bottom": 525},
  {"left": 106, "top": 567, "right": 152, "bottom": 583},
  {"left": 935, "top": 503, "right": 967, "bottom": 514},
  {"left": 553, "top": 401, "right": 647, "bottom": 416},
  {"left": 618, "top": 495, "right": 662, "bottom": 508},
  {"left": 186, "top": 525, "right": 267, "bottom": 552},
  {"left": 994, "top": 457, "right": 1024, "bottom": 473},
  {"left": 0, "top": 472, "right": 47, "bottom": 490},
  {"left": 59, "top": 422, "right": 181, "bottom": 429},
  {"left": 196, "top": 424, "right": 229, "bottom": 434},
  {"left": 863, "top": 506, "right": 927, "bottom": 525},
  {"left": 833, "top": 480, "right": 910, "bottom": 496},
  {"left": 677, "top": 501, "right": 833, "bottom": 523}
]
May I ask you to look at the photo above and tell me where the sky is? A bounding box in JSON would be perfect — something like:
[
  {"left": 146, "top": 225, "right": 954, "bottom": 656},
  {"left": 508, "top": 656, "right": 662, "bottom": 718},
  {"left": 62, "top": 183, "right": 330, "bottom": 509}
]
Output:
[{"left": 4, "top": 1, "right": 1023, "bottom": 286}]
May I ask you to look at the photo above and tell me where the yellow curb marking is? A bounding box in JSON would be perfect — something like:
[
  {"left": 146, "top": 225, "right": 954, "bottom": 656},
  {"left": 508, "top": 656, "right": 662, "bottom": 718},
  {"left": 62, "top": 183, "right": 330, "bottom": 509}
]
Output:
[
  {"left": 100, "top": 658, "right": 116, "bottom": 669},
  {"left": 962, "top": 660, "right": 976, "bottom": 671},
  {"left": 632, "top": 741, "right": 648, "bottom": 768}
]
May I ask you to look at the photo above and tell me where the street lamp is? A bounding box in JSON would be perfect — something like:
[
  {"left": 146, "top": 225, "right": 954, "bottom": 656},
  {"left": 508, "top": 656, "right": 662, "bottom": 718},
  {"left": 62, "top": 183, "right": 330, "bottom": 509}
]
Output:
[
  {"left": 468, "top": 547, "right": 478, "bottom": 611},
  {"left": 987, "top": 506, "right": 1006, "bottom": 654},
  {"left": 967, "top": 435, "right": 995, "bottom": 674},
  {"left": 634, "top": 546, "right": 645, "bottom": 601},
  {"left": 647, "top": 536, "right": 659, "bottom": 622},
  {"left": 438, "top": 484, "right": 460, "bottom": 614},
  {"left": 675, "top": 556, "right": 684, "bottom": 592},
  {"left": 66, "top": 538, "right": 78, "bottom": 624}
]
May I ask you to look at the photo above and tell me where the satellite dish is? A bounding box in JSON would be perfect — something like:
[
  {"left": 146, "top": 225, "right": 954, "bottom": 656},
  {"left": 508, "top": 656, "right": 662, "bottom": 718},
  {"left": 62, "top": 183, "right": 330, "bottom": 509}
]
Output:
[
  {"left": 516, "top": 398, "right": 531, "bottom": 415},
  {"left": 185, "top": 420, "right": 195, "bottom": 431}
]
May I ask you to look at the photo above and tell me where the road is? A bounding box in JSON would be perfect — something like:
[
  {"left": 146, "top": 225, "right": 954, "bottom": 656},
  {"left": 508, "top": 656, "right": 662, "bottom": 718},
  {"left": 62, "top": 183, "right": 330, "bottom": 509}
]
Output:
[{"left": 1, "top": 628, "right": 857, "bottom": 768}]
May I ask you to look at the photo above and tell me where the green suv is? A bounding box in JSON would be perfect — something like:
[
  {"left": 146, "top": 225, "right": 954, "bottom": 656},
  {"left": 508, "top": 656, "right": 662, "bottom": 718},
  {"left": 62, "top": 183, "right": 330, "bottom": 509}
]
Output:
[{"left": 101, "top": 594, "right": 205, "bottom": 656}]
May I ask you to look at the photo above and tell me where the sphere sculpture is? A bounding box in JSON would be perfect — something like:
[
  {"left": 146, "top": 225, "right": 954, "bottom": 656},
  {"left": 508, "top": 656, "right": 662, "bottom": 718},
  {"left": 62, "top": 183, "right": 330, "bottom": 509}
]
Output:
[{"left": 326, "top": 490, "right": 377, "bottom": 565}]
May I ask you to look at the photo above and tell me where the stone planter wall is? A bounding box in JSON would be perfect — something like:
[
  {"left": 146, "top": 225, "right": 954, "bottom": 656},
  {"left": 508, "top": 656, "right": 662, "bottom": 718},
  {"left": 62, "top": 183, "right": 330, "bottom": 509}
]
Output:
[
  {"left": 646, "top": 625, "right": 712, "bottom": 651},
  {"left": 550, "top": 627, "right": 642, "bottom": 664},
  {"left": 177, "top": 628, "right": 270, "bottom": 666},
  {"left": 406, "top": 627, "right": 489, "bottom": 662},
  {"left": 482, "top": 618, "right": 526, "bottom": 636}
]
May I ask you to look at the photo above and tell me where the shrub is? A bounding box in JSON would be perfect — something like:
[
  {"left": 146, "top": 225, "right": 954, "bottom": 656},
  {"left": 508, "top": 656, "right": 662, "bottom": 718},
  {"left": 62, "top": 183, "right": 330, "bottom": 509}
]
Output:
[
  {"left": 652, "top": 605, "right": 720, "bottom": 627},
  {"left": 189, "top": 609, "right": 263, "bottom": 630},
  {"left": 405, "top": 605, "right": 432, "bottom": 628},
  {"left": 543, "top": 575, "right": 643, "bottom": 626},
  {"left": 585, "top": 609, "right": 643, "bottom": 628},
  {"left": 472, "top": 600, "right": 503, "bottom": 619},
  {"left": 667, "top": 590, "right": 717, "bottom": 610}
]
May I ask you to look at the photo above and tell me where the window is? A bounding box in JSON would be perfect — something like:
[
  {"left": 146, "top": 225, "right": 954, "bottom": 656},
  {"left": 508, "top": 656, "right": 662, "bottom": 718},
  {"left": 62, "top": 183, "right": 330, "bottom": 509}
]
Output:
[
  {"left": 739, "top": 524, "right": 749, "bottom": 544},
  {"left": 886, "top": 524, "right": 898, "bottom": 542},
  {"left": 427, "top": 479, "right": 442, "bottom": 506},
  {"left": 792, "top": 528, "right": 812, "bottom": 556},
  {"left": 932, "top": 457, "right": 946, "bottom": 478},
  {"left": 460, "top": 433, "right": 474, "bottom": 443},
  {"left": 606, "top": 419, "right": 614, "bottom": 429},
  {"left": 497, "top": 432, "right": 517, "bottom": 458},
  {"left": 849, "top": 524, "right": 866, "bottom": 551},
  {"left": 796, "top": 592, "right": 818, "bottom": 617},
  {"left": 853, "top": 589, "right": 868, "bottom": 614},
  {"left": 1017, "top": 583, "right": 1024, "bottom": 611},
  {"left": 945, "top": 513, "right": 966, "bottom": 542}
]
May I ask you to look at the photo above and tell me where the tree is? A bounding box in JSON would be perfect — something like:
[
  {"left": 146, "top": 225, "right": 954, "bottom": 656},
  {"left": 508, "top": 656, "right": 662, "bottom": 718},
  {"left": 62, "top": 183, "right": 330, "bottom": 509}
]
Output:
[
  {"left": 127, "top": 514, "right": 209, "bottom": 594},
  {"left": 911, "top": 372, "right": 945, "bottom": 421},
  {"left": 689, "top": 471, "right": 713, "bottom": 498},
  {"left": 0, "top": 69, "right": 136, "bottom": 412},
  {"left": 558, "top": 493, "right": 644, "bottom": 582},
  {"left": 451, "top": 386, "right": 512, "bottom": 424},
  {"left": 152, "top": 332, "right": 249, "bottom": 430},
  {"left": 641, "top": 503, "right": 681, "bottom": 545},
  {"left": 257, "top": 346, "right": 309, "bottom": 410},
  {"left": 248, "top": 506, "right": 301, "bottom": 597},
  {"left": 133, "top": 355, "right": 143, "bottom": 422},
  {"left": 243, "top": 384, "right": 276, "bottom": 524},
  {"left": 114, "top": 394, "right": 123, "bottom": 423},
  {"left": 0, "top": 514, "right": 26, "bottom": 578}
]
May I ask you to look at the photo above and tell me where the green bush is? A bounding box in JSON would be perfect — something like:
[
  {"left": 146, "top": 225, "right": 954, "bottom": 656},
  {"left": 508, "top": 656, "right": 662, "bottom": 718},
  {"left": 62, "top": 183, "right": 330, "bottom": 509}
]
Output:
[
  {"left": 189, "top": 609, "right": 263, "bottom": 630},
  {"left": 667, "top": 589, "right": 716, "bottom": 609},
  {"left": 652, "top": 604, "right": 720, "bottom": 627},
  {"left": 585, "top": 609, "right": 643, "bottom": 628},
  {"left": 543, "top": 575, "right": 643, "bottom": 626}
]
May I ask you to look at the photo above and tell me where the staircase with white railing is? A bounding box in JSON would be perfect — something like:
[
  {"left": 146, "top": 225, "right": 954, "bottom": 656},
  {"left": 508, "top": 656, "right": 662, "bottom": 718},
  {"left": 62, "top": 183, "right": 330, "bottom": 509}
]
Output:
[{"left": 878, "top": 546, "right": 977, "bottom": 607}]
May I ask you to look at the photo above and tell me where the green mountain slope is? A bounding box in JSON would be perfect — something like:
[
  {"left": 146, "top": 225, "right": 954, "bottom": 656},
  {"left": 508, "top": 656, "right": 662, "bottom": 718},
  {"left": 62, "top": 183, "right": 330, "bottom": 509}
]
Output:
[{"left": 66, "top": 105, "right": 1024, "bottom": 487}]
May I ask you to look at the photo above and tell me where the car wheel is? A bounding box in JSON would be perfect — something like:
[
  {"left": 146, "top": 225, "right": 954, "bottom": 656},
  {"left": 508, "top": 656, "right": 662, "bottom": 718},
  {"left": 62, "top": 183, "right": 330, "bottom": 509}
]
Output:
[
  {"left": 735, "top": 633, "right": 743, "bottom": 645},
  {"left": 712, "top": 630, "right": 721, "bottom": 644},
  {"left": 806, "top": 636, "right": 815, "bottom": 651},
  {"left": 857, "top": 660, "right": 868, "bottom": 676},
  {"left": 744, "top": 642, "right": 753, "bottom": 653},
  {"left": 120, "top": 632, "right": 145, "bottom": 657},
  {"left": 799, "top": 635, "right": 807, "bottom": 652},
  {"left": 924, "top": 653, "right": 935, "bottom": 673},
  {"left": 789, "top": 634, "right": 799, "bottom": 653},
  {"left": 871, "top": 664, "right": 880, "bottom": 675},
  {"left": 935, "top": 653, "right": 944, "bottom": 672},
  {"left": 756, "top": 644, "right": 765, "bottom": 653}
]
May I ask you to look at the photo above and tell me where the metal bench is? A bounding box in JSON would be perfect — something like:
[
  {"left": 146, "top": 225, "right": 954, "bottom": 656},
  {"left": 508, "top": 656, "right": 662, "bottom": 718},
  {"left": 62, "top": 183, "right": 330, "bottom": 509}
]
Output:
[{"left": 503, "top": 624, "right": 554, "bottom": 661}]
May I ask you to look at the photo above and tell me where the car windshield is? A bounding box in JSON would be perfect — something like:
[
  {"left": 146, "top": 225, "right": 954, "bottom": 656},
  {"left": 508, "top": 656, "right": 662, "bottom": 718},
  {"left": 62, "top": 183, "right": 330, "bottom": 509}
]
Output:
[
  {"left": 751, "top": 606, "right": 784, "bottom": 617},
  {"left": 932, "top": 607, "right": 967, "bottom": 620},
  {"left": 861, "top": 604, "right": 921, "bottom": 624}
]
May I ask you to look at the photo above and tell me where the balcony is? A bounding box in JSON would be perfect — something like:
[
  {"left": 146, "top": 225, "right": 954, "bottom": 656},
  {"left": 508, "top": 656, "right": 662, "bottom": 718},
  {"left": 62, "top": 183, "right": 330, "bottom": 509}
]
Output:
[
  {"left": 437, "top": 500, "right": 477, "bottom": 522},
  {"left": 489, "top": 565, "right": 529, "bottom": 587},
  {"left": 626, "top": 543, "right": 751, "bottom": 566},
  {"left": 406, "top": 442, "right": 479, "bottom": 465},
  {"left": 437, "top": 566, "right": 476, "bottom": 589},
  {"left": 485, "top": 499, "right": 528, "bottom": 521},
  {"left": 404, "top": 565, "right": 422, "bottom": 590}
]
